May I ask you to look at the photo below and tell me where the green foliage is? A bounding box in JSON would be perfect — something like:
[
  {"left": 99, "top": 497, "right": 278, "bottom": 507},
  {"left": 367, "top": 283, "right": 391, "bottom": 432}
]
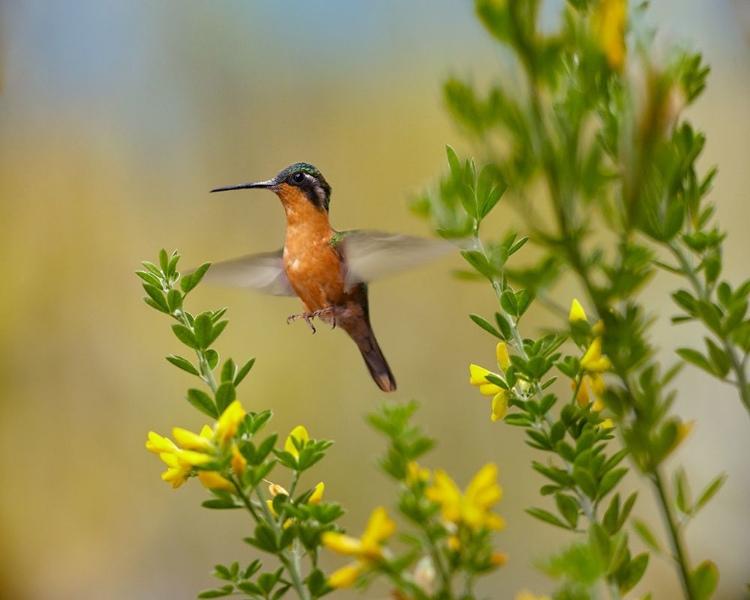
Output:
[
  {"left": 410, "top": 1, "right": 741, "bottom": 598},
  {"left": 140, "top": 251, "right": 341, "bottom": 600}
]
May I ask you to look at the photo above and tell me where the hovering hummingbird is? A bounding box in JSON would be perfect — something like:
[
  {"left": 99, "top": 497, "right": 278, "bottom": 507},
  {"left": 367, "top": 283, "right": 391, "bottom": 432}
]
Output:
[{"left": 208, "top": 162, "right": 452, "bottom": 392}]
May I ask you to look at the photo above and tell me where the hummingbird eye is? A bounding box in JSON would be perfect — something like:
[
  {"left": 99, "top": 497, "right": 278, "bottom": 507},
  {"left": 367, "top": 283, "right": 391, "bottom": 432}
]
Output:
[{"left": 290, "top": 172, "right": 306, "bottom": 185}]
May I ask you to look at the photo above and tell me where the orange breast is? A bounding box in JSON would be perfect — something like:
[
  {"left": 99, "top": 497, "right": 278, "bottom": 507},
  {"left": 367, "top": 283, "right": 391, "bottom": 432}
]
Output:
[{"left": 278, "top": 186, "right": 347, "bottom": 312}]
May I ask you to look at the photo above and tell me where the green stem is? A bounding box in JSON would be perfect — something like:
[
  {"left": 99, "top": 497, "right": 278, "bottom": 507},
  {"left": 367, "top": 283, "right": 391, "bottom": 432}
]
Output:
[
  {"left": 258, "top": 486, "right": 311, "bottom": 600},
  {"left": 653, "top": 468, "right": 696, "bottom": 600}
]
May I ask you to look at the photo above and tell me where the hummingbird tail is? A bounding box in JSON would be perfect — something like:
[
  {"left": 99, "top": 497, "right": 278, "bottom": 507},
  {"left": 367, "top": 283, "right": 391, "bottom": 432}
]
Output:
[{"left": 355, "top": 331, "right": 397, "bottom": 392}]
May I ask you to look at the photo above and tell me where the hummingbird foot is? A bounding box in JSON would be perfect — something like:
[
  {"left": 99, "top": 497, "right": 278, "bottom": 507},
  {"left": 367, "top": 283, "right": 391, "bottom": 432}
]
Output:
[{"left": 286, "top": 307, "right": 336, "bottom": 333}]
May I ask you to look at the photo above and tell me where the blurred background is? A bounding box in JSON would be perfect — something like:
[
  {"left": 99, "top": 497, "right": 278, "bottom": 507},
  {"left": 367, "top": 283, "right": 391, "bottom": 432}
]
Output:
[{"left": 1, "top": 2, "right": 749, "bottom": 599}]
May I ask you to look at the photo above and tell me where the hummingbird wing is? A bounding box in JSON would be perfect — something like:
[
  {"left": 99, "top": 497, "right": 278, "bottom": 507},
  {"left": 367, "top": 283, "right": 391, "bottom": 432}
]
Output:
[
  {"left": 200, "top": 250, "right": 296, "bottom": 296},
  {"left": 338, "top": 230, "right": 455, "bottom": 287}
]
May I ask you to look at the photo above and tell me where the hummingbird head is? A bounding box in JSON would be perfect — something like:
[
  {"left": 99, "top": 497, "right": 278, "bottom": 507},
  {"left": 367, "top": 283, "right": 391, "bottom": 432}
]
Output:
[{"left": 211, "top": 163, "right": 332, "bottom": 212}]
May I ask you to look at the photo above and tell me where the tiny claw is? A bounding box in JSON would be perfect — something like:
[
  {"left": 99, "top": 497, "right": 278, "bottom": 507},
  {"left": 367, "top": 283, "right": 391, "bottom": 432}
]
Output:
[{"left": 287, "top": 312, "right": 317, "bottom": 333}]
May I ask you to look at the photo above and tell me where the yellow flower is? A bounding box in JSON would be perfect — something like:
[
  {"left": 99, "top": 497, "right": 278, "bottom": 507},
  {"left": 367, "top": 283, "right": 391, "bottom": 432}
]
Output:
[
  {"left": 231, "top": 444, "right": 247, "bottom": 477},
  {"left": 469, "top": 348, "right": 511, "bottom": 423},
  {"left": 198, "top": 470, "right": 234, "bottom": 491},
  {"left": 172, "top": 425, "right": 213, "bottom": 452},
  {"left": 598, "top": 418, "right": 615, "bottom": 431},
  {"left": 592, "top": 319, "right": 605, "bottom": 336},
  {"left": 158, "top": 452, "right": 193, "bottom": 489},
  {"left": 491, "top": 389, "right": 510, "bottom": 421},
  {"left": 569, "top": 298, "right": 588, "bottom": 323},
  {"left": 426, "top": 463, "right": 505, "bottom": 531},
  {"left": 146, "top": 430, "right": 214, "bottom": 488},
  {"left": 490, "top": 551, "right": 509, "bottom": 566},
  {"left": 146, "top": 431, "right": 179, "bottom": 455},
  {"left": 322, "top": 506, "right": 396, "bottom": 588},
  {"left": 496, "top": 342, "right": 511, "bottom": 370},
  {"left": 285, "top": 425, "right": 310, "bottom": 458},
  {"left": 327, "top": 563, "right": 363, "bottom": 589},
  {"left": 592, "top": 0, "right": 627, "bottom": 70},
  {"left": 309, "top": 482, "right": 325, "bottom": 504},
  {"left": 406, "top": 461, "right": 431, "bottom": 487},
  {"left": 214, "top": 400, "right": 246, "bottom": 445},
  {"left": 665, "top": 420, "right": 695, "bottom": 458},
  {"left": 580, "top": 338, "right": 612, "bottom": 373},
  {"left": 573, "top": 374, "right": 606, "bottom": 411}
]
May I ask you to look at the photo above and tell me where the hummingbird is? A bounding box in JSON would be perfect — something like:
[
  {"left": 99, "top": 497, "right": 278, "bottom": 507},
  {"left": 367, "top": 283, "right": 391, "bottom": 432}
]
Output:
[{"left": 207, "top": 162, "right": 452, "bottom": 392}]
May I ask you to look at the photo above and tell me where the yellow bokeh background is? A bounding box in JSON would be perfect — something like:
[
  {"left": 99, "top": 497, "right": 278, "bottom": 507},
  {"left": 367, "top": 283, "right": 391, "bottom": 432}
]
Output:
[{"left": 1, "top": 2, "right": 749, "bottom": 599}]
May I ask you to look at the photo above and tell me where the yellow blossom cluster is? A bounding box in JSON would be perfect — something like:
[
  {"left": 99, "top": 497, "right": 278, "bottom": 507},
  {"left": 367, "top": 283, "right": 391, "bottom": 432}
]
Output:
[
  {"left": 469, "top": 342, "right": 512, "bottom": 421},
  {"left": 426, "top": 462, "right": 505, "bottom": 532},
  {"left": 145, "top": 400, "right": 246, "bottom": 489},
  {"left": 321, "top": 506, "right": 396, "bottom": 588},
  {"left": 592, "top": 0, "right": 627, "bottom": 70},
  {"left": 569, "top": 299, "right": 612, "bottom": 417}
]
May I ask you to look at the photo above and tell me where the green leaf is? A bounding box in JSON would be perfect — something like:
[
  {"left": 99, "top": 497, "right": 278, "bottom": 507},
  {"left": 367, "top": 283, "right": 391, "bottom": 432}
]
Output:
[
  {"left": 597, "top": 467, "right": 628, "bottom": 500},
  {"left": 135, "top": 270, "right": 162, "bottom": 288},
  {"left": 602, "top": 493, "right": 620, "bottom": 534},
  {"left": 500, "top": 290, "right": 519, "bottom": 316},
  {"left": 256, "top": 434, "right": 279, "bottom": 464},
  {"left": 306, "top": 568, "right": 328, "bottom": 597},
  {"left": 220, "top": 358, "right": 236, "bottom": 383},
  {"left": 187, "top": 388, "right": 218, "bottom": 418},
  {"left": 246, "top": 523, "right": 278, "bottom": 552},
  {"left": 692, "top": 561, "right": 718, "bottom": 600},
  {"left": 555, "top": 493, "right": 580, "bottom": 528},
  {"left": 166, "top": 289, "right": 183, "bottom": 313},
  {"left": 516, "top": 289, "right": 533, "bottom": 316},
  {"left": 674, "top": 467, "right": 692, "bottom": 515},
  {"left": 461, "top": 250, "right": 493, "bottom": 278},
  {"left": 676, "top": 347, "right": 715, "bottom": 375},
  {"left": 215, "top": 382, "right": 237, "bottom": 414},
  {"left": 704, "top": 337, "right": 730, "bottom": 378},
  {"left": 469, "top": 313, "right": 504, "bottom": 339},
  {"left": 495, "top": 312, "right": 513, "bottom": 339},
  {"left": 194, "top": 313, "right": 214, "bottom": 350},
  {"left": 446, "top": 145, "right": 462, "bottom": 183},
  {"left": 209, "top": 320, "right": 229, "bottom": 345},
  {"left": 672, "top": 289, "right": 696, "bottom": 315},
  {"left": 633, "top": 518, "right": 663, "bottom": 554},
  {"left": 526, "top": 507, "right": 572, "bottom": 529},
  {"left": 618, "top": 492, "right": 638, "bottom": 532},
  {"left": 573, "top": 468, "right": 598, "bottom": 498},
  {"left": 167, "top": 251, "right": 180, "bottom": 278},
  {"left": 197, "top": 585, "right": 234, "bottom": 598},
  {"left": 143, "top": 283, "right": 169, "bottom": 313},
  {"left": 509, "top": 236, "right": 529, "bottom": 255},
  {"left": 202, "top": 497, "right": 240, "bottom": 509},
  {"left": 172, "top": 324, "right": 200, "bottom": 350},
  {"left": 619, "top": 553, "right": 649, "bottom": 594},
  {"left": 206, "top": 348, "right": 219, "bottom": 370},
  {"left": 181, "top": 262, "right": 211, "bottom": 293},
  {"left": 143, "top": 297, "right": 169, "bottom": 313},
  {"left": 141, "top": 260, "right": 162, "bottom": 276},
  {"left": 158, "top": 248, "right": 170, "bottom": 274},
  {"left": 694, "top": 301, "right": 723, "bottom": 336},
  {"left": 166, "top": 354, "right": 200, "bottom": 376},
  {"left": 234, "top": 358, "right": 256, "bottom": 386},
  {"left": 694, "top": 473, "right": 727, "bottom": 514},
  {"left": 533, "top": 462, "right": 574, "bottom": 486}
]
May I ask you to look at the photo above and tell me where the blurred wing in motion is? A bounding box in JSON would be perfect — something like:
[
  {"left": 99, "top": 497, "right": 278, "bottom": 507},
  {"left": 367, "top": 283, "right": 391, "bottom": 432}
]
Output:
[
  {"left": 201, "top": 250, "right": 295, "bottom": 296},
  {"left": 338, "top": 230, "right": 456, "bottom": 287}
]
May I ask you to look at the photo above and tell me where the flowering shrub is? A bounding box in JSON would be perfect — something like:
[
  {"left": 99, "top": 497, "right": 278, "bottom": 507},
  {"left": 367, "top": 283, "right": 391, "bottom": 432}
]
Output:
[{"left": 139, "top": 1, "right": 748, "bottom": 599}]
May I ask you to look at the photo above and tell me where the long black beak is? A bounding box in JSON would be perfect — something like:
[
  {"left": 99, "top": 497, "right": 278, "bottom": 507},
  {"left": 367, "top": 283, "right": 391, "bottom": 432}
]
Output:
[{"left": 210, "top": 179, "right": 276, "bottom": 193}]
